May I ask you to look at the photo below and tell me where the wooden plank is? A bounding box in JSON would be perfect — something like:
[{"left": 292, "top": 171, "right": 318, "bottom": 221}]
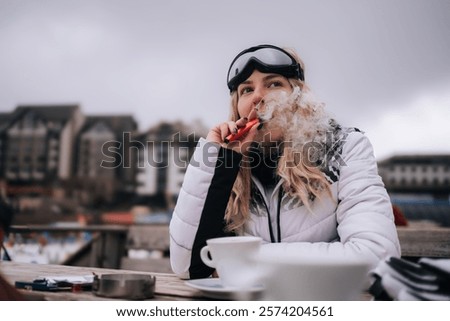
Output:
[
  {"left": 397, "top": 227, "right": 450, "bottom": 258},
  {"left": 120, "top": 257, "right": 172, "bottom": 274}
]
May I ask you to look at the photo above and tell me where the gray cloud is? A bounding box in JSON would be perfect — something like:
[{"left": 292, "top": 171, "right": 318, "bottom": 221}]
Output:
[{"left": 1, "top": 0, "right": 449, "bottom": 159}]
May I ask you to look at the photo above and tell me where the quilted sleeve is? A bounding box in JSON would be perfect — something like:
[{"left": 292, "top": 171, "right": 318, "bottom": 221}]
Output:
[{"left": 169, "top": 138, "right": 242, "bottom": 279}]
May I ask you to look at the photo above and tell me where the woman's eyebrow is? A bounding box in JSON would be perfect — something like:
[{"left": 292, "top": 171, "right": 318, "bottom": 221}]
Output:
[
  {"left": 237, "top": 80, "right": 253, "bottom": 92},
  {"left": 240, "top": 79, "right": 253, "bottom": 86},
  {"left": 239, "top": 74, "right": 284, "bottom": 90}
]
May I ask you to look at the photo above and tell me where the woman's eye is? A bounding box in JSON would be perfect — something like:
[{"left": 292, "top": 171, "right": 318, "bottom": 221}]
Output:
[
  {"left": 269, "top": 81, "right": 282, "bottom": 88},
  {"left": 240, "top": 87, "right": 253, "bottom": 95}
]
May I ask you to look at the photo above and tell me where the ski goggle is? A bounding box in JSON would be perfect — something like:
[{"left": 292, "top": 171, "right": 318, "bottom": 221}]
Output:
[{"left": 227, "top": 44, "right": 304, "bottom": 92}]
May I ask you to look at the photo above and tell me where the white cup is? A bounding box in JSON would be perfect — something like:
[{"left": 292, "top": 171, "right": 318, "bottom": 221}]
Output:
[
  {"left": 255, "top": 253, "right": 371, "bottom": 301},
  {"left": 200, "top": 236, "right": 262, "bottom": 288}
]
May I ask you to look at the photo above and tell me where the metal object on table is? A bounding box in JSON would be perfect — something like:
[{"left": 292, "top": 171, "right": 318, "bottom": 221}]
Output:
[{"left": 92, "top": 274, "right": 156, "bottom": 300}]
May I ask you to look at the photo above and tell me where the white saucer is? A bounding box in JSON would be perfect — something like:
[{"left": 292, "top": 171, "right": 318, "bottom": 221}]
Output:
[{"left": 185, "top": 278, "right": 264, "bottom": 300}]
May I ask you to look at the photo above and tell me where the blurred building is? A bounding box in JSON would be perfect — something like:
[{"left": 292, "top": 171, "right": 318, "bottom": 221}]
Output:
[
  {"left": 0, "top": 105, "right": 138, "bottom": 218},
  {"left": 135, "top": 121, "right": 207, "bottom": 210},
  {"left": 0, "top": 105, "right": 84, "bottom": 214},
  {"left": 378, "top": 155, "right": 450, "bottom": 200},
  {"left": 73, "top": 115, "right": 138, "bottom": 206},
  {"left": 0, "top": 105, "right": 209, "bottom": 221},
  {"left": 378, "top": 155, "right": 450, "bottom": 226}
]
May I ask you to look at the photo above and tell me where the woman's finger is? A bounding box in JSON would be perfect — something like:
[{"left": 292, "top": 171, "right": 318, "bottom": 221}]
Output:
[
  {"left": 226, "top": 121, "right": 238, "bottom": 134},
  {"left": 219, "top": 122, "right": 231, "bottom": 140},
  {"left": 235, "top": 117, "right": 248, "bottom": 128},
  {"left": 247, "top": 107, "right": 258, "bottom": 121}
]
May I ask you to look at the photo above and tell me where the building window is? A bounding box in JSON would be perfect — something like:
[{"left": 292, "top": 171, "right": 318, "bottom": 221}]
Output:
[{"left": 22, "top": 112, "right": 36, "bottom": 129}]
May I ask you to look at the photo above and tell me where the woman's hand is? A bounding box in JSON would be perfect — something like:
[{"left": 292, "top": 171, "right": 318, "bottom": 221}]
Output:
[{"left": 206, "top": 109, "right": 260, "bottom": 154}]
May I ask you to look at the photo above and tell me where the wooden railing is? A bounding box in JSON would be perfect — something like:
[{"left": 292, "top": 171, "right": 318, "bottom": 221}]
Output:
[
  {"left": 7, "top": 225, "right": 130, "bottom": 269},
  {"left": 7, "top": 224, "right": 171, "bottom": 270},
  {"left": 5, "top": 225, "right": 449, "bottom": 271},
  {"left": 396, "top": 226, "right": 450, "bottom": 258}
]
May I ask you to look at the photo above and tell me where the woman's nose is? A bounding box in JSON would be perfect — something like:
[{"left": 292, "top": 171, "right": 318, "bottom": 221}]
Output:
[{"left": 252, "top": 88, "right": 265, "bottom": 106}]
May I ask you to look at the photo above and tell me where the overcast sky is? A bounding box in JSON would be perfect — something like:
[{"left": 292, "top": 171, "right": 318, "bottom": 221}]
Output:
[{"left": 1, "top": 0, "right": 449, "bottom": 160}]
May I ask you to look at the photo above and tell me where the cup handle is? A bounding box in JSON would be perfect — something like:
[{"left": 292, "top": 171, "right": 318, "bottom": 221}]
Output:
[{"left": 200, "top": 245, "right": 215, "bottom": 268}]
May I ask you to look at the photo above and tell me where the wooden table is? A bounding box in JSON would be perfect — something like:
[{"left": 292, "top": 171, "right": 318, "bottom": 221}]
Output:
[
  {"left": 1, "top": 261, "right": 373, "bottom": 301},
  {"left": 0, "top": 261, "right": 205, "bottom": 301}
]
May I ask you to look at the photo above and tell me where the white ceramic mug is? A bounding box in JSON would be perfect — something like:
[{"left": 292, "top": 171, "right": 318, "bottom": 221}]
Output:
[
  {"left": 200, "top": 236, "right": 262, "bottom": 288},
  {"left": 255, "top": 253, "right": 371, "bottom": 301}
]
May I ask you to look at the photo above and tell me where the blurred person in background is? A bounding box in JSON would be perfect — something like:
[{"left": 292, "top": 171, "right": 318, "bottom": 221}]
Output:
[{"left": 0, "top": 180, "right": 24, "bottom": 300}]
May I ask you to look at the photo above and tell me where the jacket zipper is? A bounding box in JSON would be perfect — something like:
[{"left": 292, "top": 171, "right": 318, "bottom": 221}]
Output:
[{"left": 258, "top": 186, "right": 283, "bottom": 243}]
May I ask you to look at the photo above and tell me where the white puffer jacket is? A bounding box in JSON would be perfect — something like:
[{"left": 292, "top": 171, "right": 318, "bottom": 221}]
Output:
[{"left": 170, "top": 128, "right": 401, "bottom": 280}]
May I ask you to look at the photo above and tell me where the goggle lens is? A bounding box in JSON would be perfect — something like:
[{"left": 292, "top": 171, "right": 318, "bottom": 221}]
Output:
[{"left": 227, "top": 45, "right": 304, "bottom": 92}]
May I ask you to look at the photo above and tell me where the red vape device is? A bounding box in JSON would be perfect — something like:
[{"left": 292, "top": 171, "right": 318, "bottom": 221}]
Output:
[{"left": 224, "top": 118, "right": 259, "bottom": 143}]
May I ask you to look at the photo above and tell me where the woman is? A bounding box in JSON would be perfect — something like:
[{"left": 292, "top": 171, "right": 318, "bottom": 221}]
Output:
[{"left": 169, "top": 44, "right": 401, "bottom": 280}]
